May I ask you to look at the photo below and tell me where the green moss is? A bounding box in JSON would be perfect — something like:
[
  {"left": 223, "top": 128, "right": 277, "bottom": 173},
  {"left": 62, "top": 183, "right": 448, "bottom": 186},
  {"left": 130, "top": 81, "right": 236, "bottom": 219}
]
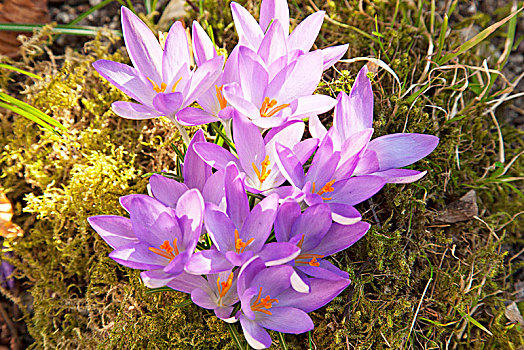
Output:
[{"left": 0, "top": 1, "right": 522, "bottom": 349}]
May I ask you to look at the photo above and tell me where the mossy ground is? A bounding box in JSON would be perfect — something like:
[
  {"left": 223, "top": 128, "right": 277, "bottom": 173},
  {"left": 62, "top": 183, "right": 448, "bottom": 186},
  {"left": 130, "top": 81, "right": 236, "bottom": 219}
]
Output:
[{"left": 0, "top": 1, "right": 522, "bottom": 349}]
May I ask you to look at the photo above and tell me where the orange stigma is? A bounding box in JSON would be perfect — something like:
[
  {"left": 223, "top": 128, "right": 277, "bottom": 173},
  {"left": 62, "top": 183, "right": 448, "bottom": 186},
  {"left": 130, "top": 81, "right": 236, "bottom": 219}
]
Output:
[
  {"left": 216, "top": 272, "right": 234, "bottom": 304},
  {"left": 149, "top": 238, "right": 180, "bottom": 261},
  {"left": 311, "top": 179, "right": 336, "bottom": 201},
  {"left": 252, "top": 155, "right": 272, "bottom": 184},
  {"left": 215, "top": 85, "right": 228, "bottom": 110},
  {"left": 295, "top": 254, "right": 324, "bottom": 267},
  {"left": 234, "top": 229, "right": 254, "bottom": 254},
  {"left": 260, "top": 97, "right": 289, "bottom": 118},
  {"left": 251, "top": 287, "right": 279, "bottom": 315}
]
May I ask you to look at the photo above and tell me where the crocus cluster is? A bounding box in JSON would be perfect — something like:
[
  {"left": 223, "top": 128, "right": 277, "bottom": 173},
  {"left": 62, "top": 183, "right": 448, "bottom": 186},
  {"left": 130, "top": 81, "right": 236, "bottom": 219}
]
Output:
[{"left": 89, "top": 1, "right": 439, "bottom": 348}]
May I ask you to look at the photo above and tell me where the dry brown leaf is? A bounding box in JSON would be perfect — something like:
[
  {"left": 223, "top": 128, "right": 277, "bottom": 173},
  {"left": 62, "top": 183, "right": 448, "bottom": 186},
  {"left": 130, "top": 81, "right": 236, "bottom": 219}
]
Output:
[
  {"left": 505, "top": 302, "right": 524, "bottom": 325},
  {"left": 0, "top": 0, "right": 49, "bottom": 58},
  {"left": 434, "top": 190, "right": 479, "bottom": 223},
  {"left": 0, "top": 191, "right": 22, "bottom": 239}
]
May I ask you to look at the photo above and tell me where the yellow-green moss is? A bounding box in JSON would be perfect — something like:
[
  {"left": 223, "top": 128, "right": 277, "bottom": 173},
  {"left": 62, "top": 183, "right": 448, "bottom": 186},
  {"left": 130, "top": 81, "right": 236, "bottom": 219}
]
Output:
[{"left": 0, "top": 1, "right": 522, "bottom": 349}]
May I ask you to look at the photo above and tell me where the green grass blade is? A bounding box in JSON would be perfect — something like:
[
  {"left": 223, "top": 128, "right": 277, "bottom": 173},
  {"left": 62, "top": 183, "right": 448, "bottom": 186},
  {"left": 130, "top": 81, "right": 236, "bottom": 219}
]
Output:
[
  {"left": 0, "top": 23, "right": 122, "bottom": 37},
  {"left": 226, "top": 323, "right": 246, "bottom": 350},
  {"left": 277, "top": 332, "right": 289, "bottom": 350},
  {"left": 69, "top": 0, "right": 115, "bottom": 26},
  {"left": 437, "top": 6, "right": 523, "bottom": 65},
  {"left": 435, "top": 14, "right": 448, "bottom": 61},
  {"left": 209, "top": 122, "right": 236, "bottom": 151},
  {"left": 455, "top": 307, "right": 493, "bottom": 336},
  {"left": 0, "top": 101, "right": 60, "bottom": 135},
  {"left": 145, "top": 286, "right": 175, "bottom": 294},
  {"left": 0, "top": 63, "right": 42, "bottom": 80},
  {"left": 0, "top": 92, "right": 67, "bottom": 131}
]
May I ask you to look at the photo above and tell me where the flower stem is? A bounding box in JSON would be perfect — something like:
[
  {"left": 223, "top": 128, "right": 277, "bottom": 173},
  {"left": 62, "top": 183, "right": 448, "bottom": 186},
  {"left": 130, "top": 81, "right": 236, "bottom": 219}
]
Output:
[
  {"left": 226, "top": 323, "right": 246, "bottom": 350},
  {"left": 277, "top": 332, "right": 288, "bottom": 350},
  {"left": 172, "top": 119, "right": 191, "bottom": 146}
]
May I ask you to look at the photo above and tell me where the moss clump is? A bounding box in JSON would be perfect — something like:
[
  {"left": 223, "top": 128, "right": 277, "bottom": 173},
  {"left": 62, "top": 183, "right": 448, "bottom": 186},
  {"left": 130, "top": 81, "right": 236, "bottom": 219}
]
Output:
[{"left": 0, "top": 1, "right": 522, "bottom": 349}]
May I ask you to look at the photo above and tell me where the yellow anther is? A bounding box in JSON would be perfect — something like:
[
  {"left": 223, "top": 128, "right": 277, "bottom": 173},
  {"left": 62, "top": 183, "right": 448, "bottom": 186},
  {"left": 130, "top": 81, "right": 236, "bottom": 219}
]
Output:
[
  {"left": 172, "top": 76, "right": 183, "bottom": 92},
  {"left": 216, "top": 272, "right": 234, "bottom": 301},
  {"left": 251, "top": 287, "right": 279, "bottom": 315},
  {"left": 149, "top": 238, "right": 179, "bottom": 261},
  {"left": 311, "top": 179, "right": 336, "bottom": 201},
  {"left": 252, "top": 155, "right": 272, "bottom": 184},
  {"left": 146, "top": 77, "right": 167, "bottom": 93},
  {"left": 234, "top": 229, "right": 254, "bottom": 254},
  {"left": 260, "top": 97, "right": 290, "bottom": 118},
  {"left": 295, "top": 253, "right": 324, "bottom": 267}
]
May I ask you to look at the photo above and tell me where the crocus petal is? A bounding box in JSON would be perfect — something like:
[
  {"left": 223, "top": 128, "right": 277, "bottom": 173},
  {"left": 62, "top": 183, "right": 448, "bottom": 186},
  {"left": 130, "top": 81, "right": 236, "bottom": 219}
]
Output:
[
  {"left": 291, "top": 204, "right": 332, "bottom": 251},
  {"left": 329, "top": 204, "right": 361, "bottom": 225},
  {"left": 320, "top": 44, "right": 348, "bottom": 70},
  {"left": 334, "top": 128, "right": 374, "bottom": 179},
  {"left": 185, "top": 249, "right": 232, "bottom": 274},
  {"left": 225, "top": 163, "right": 250, "bottom": 230},
  {"left": 140, "top": 269, "right": 176, "bottom": 288},
  {"left": 240, "top": 195, "right": 279, "bottom": 252},
  {"left": 215, "top": 306, "right": 237, "bottom": 322},
  {"left": 274, "top": 201, "right": 301, "bottom": 243},
  {"left": 278, "top": 277, "right": 350, "bottom": 312},
  {"left": 257, "top": 307, "right": 313, "bottom": 334},
  {"left": 149, "top": 174, "right": 189, "bottom": 208},
  {"left": 185, "top": 55, "right": 225, "bottom": 105},
  {"left": 313, "top": 221, "right": 370, "bottom": 256},
  {"left": 191, "top": 287, "right": 217, "bottom": 309},
  {"left": 249, "top": 264, "right": 293, "bottom": 298},
  {"left": 226, "top": 250, "right": 254, "bottom": 266},
  {"left": 290, "top": 94, "right": 337, "bottom": 118},
  {"left": 257, "top": 20, "right": 287, "bottom": 67},
  {"left": 109, "top": 241, "right": 166, "bottom": 269},
  {"left": 184, "top": 129, "right": 212, "bottom": 191},
  {"left": 92, "top": 60, "right": 155, "bottom": 104},
  {"left": 120, "top": 194, "right": 181, "bottom": 247},
  {"left": 270, "top": 51, "right": 323, "bottom": 102},
  {"left": 121, "top": 7, "right": 162, "bottom": 82},
  {"left": 238, "top": 47, "right": 269, "bottom": 105},
  {"left": 298, "top": 260, "right": 349, "bottom": 280},
  {"left": 162, "top": 21, "right": 190, "bottom": 84},
  {"left": 193, "top": 142, "right": 240, "bottom": 170},
  {"left": 290, "top": 269, "right": 311, "bottom": 293},
  {"left": 239, "top": 316, "right": 272, "bottom": 349},
  {"left": 112, "top": 101, "right": 162, "bottom": 120},
  {"left": 204, "top": 204, "right": 236, "bottom": 251},
  {"left": 237, "top": 257, "right": 266, "bottom": 296},
  {"left": 293, "top": 138, "right": 319, "bottom": 163},
  {"left": 88, "top": 215, "right": 137, "bottom": 249},
  {"left": 260, "top": 0, "right": 290, "bottom": 34},
  {"left": 192, "top": 21, "right": 217, "bottom": 66},
  {"left": 166, "top": 272, "right": 207, "bottom": 293},
  {"left": 257, "top": 242, "right": 300, "bottom": 266},
  {"left": 176, "top": 107, "right": 218, "bottom": 126},
  {"left": 362, "top": 133, "right": 439, "bottom": 171},
  {"left": 163, "top": 250, "right": 191, "bottom": 275},
  {"left": 287, "top": 11, "right": 325, "bottom": 52},
  {"left": 176, "top": 189, "right": 205, "bottom": 248},
  {"left": 222, "top": 83, "right": 261, "bottom": 119},
  {"left": 329, "top": 176, "right": 386, "bottom": 206},
  {"left": 334, "top": 67, "right": 373, "bottom": 137},
  {"left": 202, "top": 170, "right": 226, "bottom": 207},
  {"left": 369, "top": 169, "right": 428, "bottom": 183},
  {"left": 274, "top": 142, "right": 305, "bottom": 188},
  {"left": 152, "top": 92, "right": 184, "bottom": 116},
  {"left": 309, "top": 115, "right": 327, "bottom": 140},
  {"left": 232, "top": 112, "right": 265, "bottom": 185},
  {"left": 304, "top": 136, "right": 339, "bottom": 187},
  {"left": 231, "top": 2, "right": 264, "bottom": 48}
]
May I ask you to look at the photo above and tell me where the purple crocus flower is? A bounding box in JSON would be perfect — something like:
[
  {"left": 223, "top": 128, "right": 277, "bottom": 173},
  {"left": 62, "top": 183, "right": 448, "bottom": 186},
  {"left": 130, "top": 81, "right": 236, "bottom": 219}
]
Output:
[
  {"left": 274, "top": 201, "right": 370, "bottom": 292},
  {"left": 230, "top": 0, "right": 348, "bottom": 70},
  {"left": 92, "top": 7, "right": 224, "bottom": 129},
  {"left": 310, "top": 66, "right": 440, "bottom": 183},
  {"left": 236, "top": 257, "right": 349, "bottom": 349},
  {"left": 0, "top": 253, "right": 14, "bottom": 290},
  {"left": 186, "top": 163, "right": 300, "bottom": 274},
  {"left": 221, "top": 45, "right": 337, "bottom": 129},
  {"left": 274, "top": 132, "right": 386, "bottom": 224},
  {"left": 193, "top": 111, "right": 317, "bottom": 193},
  {"left": 87, "top": 188, "right": 204, "bottom": 288},
  {"left": 148, "top": 129, "right": 225, "bottom": 208}
]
